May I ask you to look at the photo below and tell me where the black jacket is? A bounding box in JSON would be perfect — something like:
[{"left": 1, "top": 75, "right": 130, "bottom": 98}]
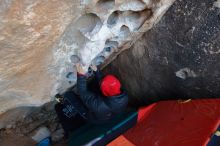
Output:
[{"left": 77, "top": 71, "right": 128, "bottom": 123}]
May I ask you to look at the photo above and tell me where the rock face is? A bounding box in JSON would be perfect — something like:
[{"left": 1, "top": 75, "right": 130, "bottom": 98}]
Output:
[
  {"left": 105, "top": 0, "right": 220, "bottom": 105},
  {"left": 0, "top": 0, "right": 175, "bottom": 116},
  {"left": 0, "top": 0, "right": 78, "bottom": 115}
]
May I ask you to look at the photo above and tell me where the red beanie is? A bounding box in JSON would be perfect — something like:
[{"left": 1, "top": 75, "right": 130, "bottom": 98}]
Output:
[{"left": 100, "top": 75, "right": 121, "bottom": 97}]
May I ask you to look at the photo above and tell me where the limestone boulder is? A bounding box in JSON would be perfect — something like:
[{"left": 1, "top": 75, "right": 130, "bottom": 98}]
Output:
[{"left": 0, "top": 0, "right": 175, "bottom": 115}]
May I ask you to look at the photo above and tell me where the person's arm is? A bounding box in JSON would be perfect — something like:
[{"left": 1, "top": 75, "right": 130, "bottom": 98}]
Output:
[
  {"left": 95, "top": 69, "right": 103, "bottom": 83},
  {"left": 75, "top": 63, "right": 88, "bottom": 95},
  {"left": 90, "top": 64, "right": 103, "bottom": 83},
  {"left": 76, "top": 64, "right": 111, "bottom": 117},
  {"left": 77, "top": 73, "right": 88, "bottom": 95}
]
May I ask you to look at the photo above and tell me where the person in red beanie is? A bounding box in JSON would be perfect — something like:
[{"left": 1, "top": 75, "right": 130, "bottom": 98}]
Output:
[{"left": 75, "top": 63, "right": 128, "bottom": 124}]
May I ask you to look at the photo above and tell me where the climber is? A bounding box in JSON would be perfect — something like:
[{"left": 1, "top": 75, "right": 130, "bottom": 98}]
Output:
[{"left": 54, "top": 63, "right": 128, "bottom": 137}]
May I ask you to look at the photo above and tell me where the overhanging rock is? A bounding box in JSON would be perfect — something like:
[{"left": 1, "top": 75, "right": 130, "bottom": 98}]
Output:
[{"left": 0, "top": 0, "right": 175, "bottom": 116}]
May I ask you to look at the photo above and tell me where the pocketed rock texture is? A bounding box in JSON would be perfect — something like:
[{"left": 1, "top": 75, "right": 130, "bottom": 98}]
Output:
[
  {"left": 0, "top": 0, "right": 175, "bottom": 118},
  {"left": 105, "top": 0, "right": 220, "bottom": 105}
]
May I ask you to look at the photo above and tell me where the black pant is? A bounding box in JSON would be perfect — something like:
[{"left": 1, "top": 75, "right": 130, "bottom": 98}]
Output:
[{"left": 55, "top": 91, "right": 87, "bottom": 137}]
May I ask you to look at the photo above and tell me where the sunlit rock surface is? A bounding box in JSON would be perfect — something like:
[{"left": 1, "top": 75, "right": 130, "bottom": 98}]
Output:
[{"left": 0, "top": 0, "right": 175, "bottom": 116}]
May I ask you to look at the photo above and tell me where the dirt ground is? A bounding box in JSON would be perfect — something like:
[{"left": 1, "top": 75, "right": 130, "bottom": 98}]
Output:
[
  {"left": 0, "top": 102, "right": 67, "bottom": 146},
  {"left": 0, "top": 134, "right": 67, "bottom": 146}
]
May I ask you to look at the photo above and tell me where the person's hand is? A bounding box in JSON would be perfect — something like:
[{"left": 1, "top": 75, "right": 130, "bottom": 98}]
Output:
[
  {"left": 90, "top": 64, "right": 97, "bottom": 72},
  {"left": 75, "top": 63, "right": 87, "bottom": 75}
]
